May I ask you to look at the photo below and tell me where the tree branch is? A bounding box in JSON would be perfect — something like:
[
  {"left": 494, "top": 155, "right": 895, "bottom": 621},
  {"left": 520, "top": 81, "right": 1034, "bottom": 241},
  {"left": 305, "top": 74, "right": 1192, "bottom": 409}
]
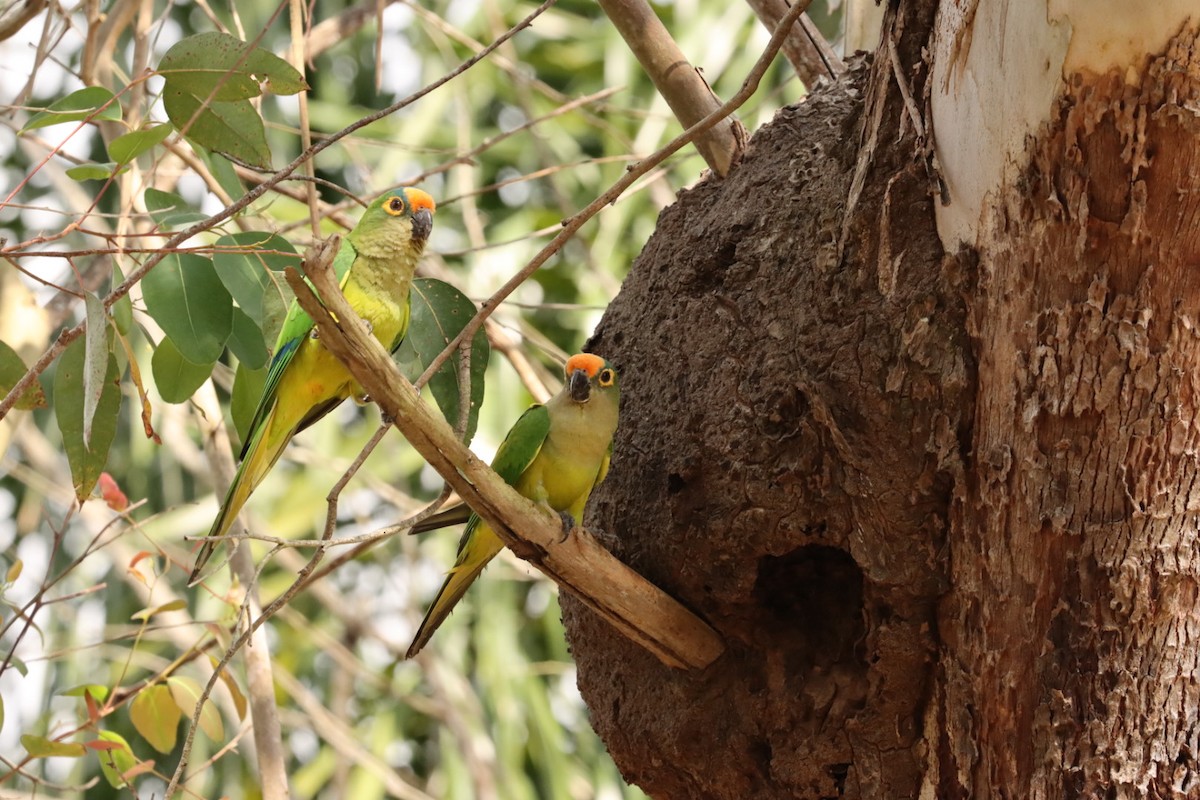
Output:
[
  {"left": 285, "top": 256, "right": 726, "bottom": 670},
  {"left": 743, "top": 0, "right": 844, "bottom": 87},
  {"left": 597, "top": 0, "right": 745, "bottom": 176}
]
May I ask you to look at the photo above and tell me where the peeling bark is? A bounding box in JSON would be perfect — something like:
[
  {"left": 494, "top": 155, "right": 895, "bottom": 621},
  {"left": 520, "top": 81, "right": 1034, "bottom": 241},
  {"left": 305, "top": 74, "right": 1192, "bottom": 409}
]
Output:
[
  {"left": 561, "top": 2, "right": 1200, "bottom": 798},
  {"left": 931, "top": 29, "right": 1200, "bottom": 799}
]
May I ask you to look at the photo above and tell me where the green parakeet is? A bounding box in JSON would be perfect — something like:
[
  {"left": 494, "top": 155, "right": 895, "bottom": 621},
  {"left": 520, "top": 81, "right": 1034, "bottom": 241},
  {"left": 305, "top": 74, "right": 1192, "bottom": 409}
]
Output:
[
  {"left": 406, "top": 353, "right": 620, "bottom": 657},
  {"left": 190, "top": 187, "right": 436, "bottom": 583}
]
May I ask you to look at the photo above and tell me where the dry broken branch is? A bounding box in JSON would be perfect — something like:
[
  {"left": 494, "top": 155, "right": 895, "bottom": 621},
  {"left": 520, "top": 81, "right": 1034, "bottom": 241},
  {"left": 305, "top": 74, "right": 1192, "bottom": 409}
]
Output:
[
  {"left": 597, "top": 0, "right": 746, "bottom": 176},
  {"left": 743, "top": 0, "right": 844, "bottom": 87},
  {"left": 285, "top": 255, "right": 727, "bottom": 671}
]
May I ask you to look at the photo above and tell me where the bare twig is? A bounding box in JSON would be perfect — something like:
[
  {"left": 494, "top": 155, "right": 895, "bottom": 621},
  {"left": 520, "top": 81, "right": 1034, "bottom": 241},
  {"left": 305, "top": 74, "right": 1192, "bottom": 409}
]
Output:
[
  {"left": 191, "top": 383, "right": 289, "bottom": 800},
  {"left": 597, "top": 0, "right": 745, "bottom": 176}
]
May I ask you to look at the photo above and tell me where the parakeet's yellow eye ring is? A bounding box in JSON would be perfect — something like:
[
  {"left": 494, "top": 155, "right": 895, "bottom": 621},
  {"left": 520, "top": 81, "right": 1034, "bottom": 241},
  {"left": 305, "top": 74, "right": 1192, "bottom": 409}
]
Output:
[
  {"left": 384, "top": 196, "right": 406, "bottom": 216},
  {"left": 598, "top": 368, "right": 615, "bottom": 387}
]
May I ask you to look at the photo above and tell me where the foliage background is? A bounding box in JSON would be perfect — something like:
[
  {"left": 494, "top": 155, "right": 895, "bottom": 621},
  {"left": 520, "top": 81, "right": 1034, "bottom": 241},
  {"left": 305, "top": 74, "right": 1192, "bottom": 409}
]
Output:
[{"left": 0, "top": 0, "right": 852, "bottom": 796}]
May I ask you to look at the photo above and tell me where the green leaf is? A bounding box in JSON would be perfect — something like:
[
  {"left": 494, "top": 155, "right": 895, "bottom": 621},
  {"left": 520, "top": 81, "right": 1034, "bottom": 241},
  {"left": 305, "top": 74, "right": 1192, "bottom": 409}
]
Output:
[
  {"left": 54, "top": 339, "right": 122, "bottom": 502},
  {"left": 61, "top": 684, "right": 110, "bottom": 702},
  {"left": 397, "top": 279, "right": 489, "bottom": 445},
  {"left": 228, "top": 307, "right": 268, "bottom": 369},
  {"left": 196, "top": 146, "right": 246, "bottom": 201},
  {"left": 130, "top": 598, "right": 187, "bottom": 621},
  {"left": 130, "top": 684, "right": 180, "bottom": 754},
  {"left": 143, "top": 188, "right": 207, "bottom": 227},
  {"left": 163, "top": 88, "right": 271, "bottom": 169},
  {"left": 22, "top": 87, "right": 122, "bottom": 132},
  {"left": 66, "top": 162, "right": 122, "bottom": 181},
  {"left": 141, "top": 253, "right": 232, "bottom": 364},
  {"left": 231, "top": 362, "right": 267, "bottom": 445},
  {"left": 167, "top": 675, "right": 224, "bottom": 742},
  {"left": 93, "top": 730, "right": 137, "bottom": 788},
  {"left": 108, "top": 123, "right": 172, "bottom": 163},
  {"left": 212, "top": 232, "right": 301, "bottom": 334},
  {"left": 21, "top": 734, "right": 86, "bottom": 758},
  {"left": 158, "top": 32, "right": 306, "bottom": 102},
  {"left": 0, "top": 341, "right": 46, "bottom": 410},
  {"left": 150, "top": 337, "right": 212, "bottom": 404},
  {"left": 82, "top": 291, "right": 109, "bottom": 448},
  {"left": 110, "top": 263, "right": 133, "bottom": 335}
]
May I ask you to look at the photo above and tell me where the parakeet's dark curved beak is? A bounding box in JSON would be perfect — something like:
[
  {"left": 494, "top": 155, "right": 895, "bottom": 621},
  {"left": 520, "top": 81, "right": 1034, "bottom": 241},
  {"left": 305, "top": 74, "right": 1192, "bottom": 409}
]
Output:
[
  {"left": 411, "top": 208, "right": 433, "bottom": 243},
  {"left": 568, "top": 369, "right": 591, "bottom": 403}
]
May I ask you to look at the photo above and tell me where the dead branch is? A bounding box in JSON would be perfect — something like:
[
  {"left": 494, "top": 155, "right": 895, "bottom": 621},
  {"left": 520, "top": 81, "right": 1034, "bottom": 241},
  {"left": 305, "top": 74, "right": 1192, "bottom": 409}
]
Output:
[{"left": 285, "top": 257, "right": 726, "bottom": 671}]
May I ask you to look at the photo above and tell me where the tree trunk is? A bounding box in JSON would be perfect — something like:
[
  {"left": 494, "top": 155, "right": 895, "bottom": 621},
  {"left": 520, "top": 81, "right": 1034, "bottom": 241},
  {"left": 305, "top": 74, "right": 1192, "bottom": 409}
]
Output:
[{"left": 561, "top": 2, "right": 1200, "bottom": 797}]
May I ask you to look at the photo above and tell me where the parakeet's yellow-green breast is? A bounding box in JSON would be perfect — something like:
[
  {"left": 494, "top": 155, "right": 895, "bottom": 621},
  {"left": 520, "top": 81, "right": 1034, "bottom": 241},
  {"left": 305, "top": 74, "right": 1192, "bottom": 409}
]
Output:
[
  {"left": 190, "top": 188, "right": 436, "bottom": 584},
  {"left": 406, "top": 353, "right": 620, "bottom": 657}
]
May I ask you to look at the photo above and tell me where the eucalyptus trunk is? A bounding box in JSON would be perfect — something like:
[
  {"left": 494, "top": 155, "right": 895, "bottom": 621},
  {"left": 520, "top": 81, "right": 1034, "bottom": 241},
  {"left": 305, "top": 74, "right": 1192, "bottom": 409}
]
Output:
[{"left": 562, "top": 2, "right": 1200, "bottom": 797}]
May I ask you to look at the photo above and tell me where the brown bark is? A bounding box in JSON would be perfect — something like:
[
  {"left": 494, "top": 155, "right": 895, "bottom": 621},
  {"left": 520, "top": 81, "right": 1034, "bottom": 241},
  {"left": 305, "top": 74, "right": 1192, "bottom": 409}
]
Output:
[
  {"left": 560, "top": 2, "right": 1200, "bottom": 798},
  {"left": 934, "top": 30, "right": 1200, "bottom": 798}
]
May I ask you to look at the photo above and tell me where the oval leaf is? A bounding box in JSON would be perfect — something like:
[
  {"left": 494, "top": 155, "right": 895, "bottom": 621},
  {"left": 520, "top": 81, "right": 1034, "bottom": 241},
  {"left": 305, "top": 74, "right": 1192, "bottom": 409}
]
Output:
[
  {"left": 66, "top": 162, "right": 122, "bottom": 181},
  {"left": 54, "top": 339, "right": 122, "bottom": 502},
  {"left": 108, "top": 123, "right": 173, "bottom": 163},
  {"left": 163, "top": 89, "right": 271, "bottom": 170},
  {"left": 158, "top": 32, "right": 306, "bottom": 101},
  {"left": 21, "top": 734, "right": 86, "bottom": 758},
  {"left": 141, "top": 253, "right": 232, "bottom": 364},
  {"left": 167, "top": 675, "right": 224, "bottom": 742},
  {"left": 110, "top": 263, "right": 133, "bottom": 335},
  {"left": 130, "top": 684, "right": 181, "bottom": 753},
  {"left": 22, "top": 87, "right": 122, "bottom": 132},
  {"left": 150, "top": 337, "right": 213, "bottom": 404},
  {"left": 210, "top": 656, "right": 249, "bottom": 721},
  {"left": 396, "top": 278, "right": 489, "bottom": 444},
  {"left": 231, "top": 362, "right": 267, "bottom": 446},
  {"left": 0, "top": 340, "right": 46, "bottom": 410},
  {"left": 213, "top": 232, "right": 301, "bottom": 332},
  {"left": 61, "top": 684, "right": 110, "bottom": 702},
  {"left": 82, "top": 291, "right": 109, "bottom": 447},
  {"left": 94, "top": 730, "right": 137, "bottom": 788},
  {"left": 227, "top": 307, "right": 268, "bottom": 369},
  {"left": 5, "top": 558, "right": 22, "bottom": 583},
  {"left": 131, "top": 598, "right": 187, "bottom": 621},
  {"left": 144, "top": 188, "right": 207, "bottom": 227}
]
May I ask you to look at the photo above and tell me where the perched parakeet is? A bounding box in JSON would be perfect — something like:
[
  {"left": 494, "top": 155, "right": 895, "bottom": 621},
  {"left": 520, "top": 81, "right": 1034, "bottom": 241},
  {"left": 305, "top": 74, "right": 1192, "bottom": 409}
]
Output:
[
  {"left": 190, "top": 188, "right": 436, "bottom": 583},
  {"left": 406, "top": 353, "right": 620, "bottom": 657}
]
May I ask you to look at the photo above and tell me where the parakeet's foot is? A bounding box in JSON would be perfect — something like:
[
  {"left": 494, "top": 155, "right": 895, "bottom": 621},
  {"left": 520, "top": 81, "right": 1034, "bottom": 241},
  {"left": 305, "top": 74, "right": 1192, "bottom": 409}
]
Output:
[{"left": 557, "top": 511, "right": 576, "bottom": 543}]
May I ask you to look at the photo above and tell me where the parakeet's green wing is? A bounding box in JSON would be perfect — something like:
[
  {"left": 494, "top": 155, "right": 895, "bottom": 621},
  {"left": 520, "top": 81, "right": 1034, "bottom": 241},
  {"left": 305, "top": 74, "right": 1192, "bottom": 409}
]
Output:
[
  {"left": 490, "top": 404, "right": 551, "bottom": 484},
  {"left": 239, "top": 241, "right": 358, "bottom": 459},
  {"left": 454, "top": 404, "right": 550, "bottom": 547}
]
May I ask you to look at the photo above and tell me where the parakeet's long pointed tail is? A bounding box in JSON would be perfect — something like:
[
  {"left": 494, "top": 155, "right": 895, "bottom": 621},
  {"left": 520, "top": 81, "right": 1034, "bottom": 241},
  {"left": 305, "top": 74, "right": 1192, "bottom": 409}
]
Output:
[
  {"left": 188, "top": 415, "right": 289, "bottom": 585},
  {"left": 406, "top": 524, "right": 504, "bottom": 658},
  {"left": 408, "top": 503, "right": 472, "bottom": 535}
]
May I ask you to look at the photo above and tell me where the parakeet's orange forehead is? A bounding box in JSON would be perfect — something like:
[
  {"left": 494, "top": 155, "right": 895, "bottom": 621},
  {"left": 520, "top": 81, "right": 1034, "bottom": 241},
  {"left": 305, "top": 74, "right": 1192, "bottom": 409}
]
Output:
[
  {"left": 564, "top": 353, "right": 605, "bottom": 378},
  {"left": 404, "top": 188, "right": 436, "bottom": 214}
]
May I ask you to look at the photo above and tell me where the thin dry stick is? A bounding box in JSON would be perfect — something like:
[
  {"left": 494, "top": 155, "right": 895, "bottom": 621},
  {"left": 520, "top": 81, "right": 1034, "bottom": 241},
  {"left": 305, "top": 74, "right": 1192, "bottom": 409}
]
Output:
[
  {"left": 191, "top": 382, "right": 289, "bottom": 800},
  {"left": 0, "top": 0, "right": 559, "bottom": 422},
  {"left": 416, "top": 0, "right": 812, "bottom": 394},
  {"left": 597, "top": 0, "right": 745, "bottom": 176}
]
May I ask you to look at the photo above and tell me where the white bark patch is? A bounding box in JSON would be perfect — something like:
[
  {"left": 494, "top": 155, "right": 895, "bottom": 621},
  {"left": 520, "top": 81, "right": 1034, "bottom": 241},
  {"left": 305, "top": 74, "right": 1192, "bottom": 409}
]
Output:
[{"left": 930, "top": 0, "right": 1197, "bottom": 250}]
